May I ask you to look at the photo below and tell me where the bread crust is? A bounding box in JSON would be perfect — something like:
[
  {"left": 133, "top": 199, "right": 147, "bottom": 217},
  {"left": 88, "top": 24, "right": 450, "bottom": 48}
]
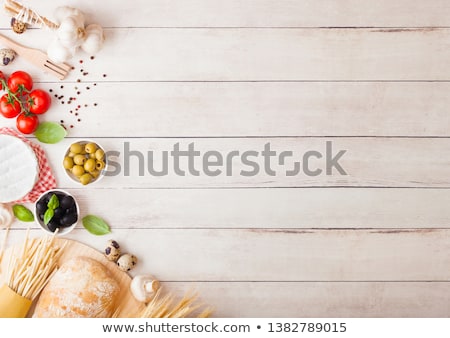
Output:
[{"left": 33, "top": 256, "right": 120, "bottom": 317}]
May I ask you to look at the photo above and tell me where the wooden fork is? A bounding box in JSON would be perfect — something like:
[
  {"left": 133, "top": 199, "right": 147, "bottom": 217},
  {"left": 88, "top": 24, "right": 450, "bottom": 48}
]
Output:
[{"left": 0, "top": 33, "right": 71, "bottom": 80}]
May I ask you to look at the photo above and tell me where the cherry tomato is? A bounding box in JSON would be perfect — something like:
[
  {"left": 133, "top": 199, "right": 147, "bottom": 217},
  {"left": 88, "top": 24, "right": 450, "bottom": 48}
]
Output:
[
  {"left": 0, "top": 94, "right": 21, "bottom": 118},
  {"left": 8, "top": 71, "right": 33, "bottom": 93},
  {"left": 28, "top": 89, "right": 51, "bottom": 114},
  {"left": 0, "top": 71, "right": 6, "bottom": 90},
  {"left": 16, "top": 113, "right": 39, "bottom": 134}
]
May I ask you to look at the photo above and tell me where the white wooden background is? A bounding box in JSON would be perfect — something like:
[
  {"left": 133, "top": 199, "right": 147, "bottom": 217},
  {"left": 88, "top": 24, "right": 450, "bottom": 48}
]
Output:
[{"left": 1, "top": 0, "right": 450, "bottom": 317}]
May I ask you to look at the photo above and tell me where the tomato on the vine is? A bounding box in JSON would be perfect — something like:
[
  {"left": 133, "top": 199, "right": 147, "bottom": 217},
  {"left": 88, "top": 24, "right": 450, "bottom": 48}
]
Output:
[
  {"left": 28, "top": 89, "right": 51, "bottom": 114},
  {"left": 16, "top": 113, "right": 39, "bottom": 134},
  {"left": 0, "top": 71, "right": 6, "bottom": 91},
  {"left": 0, "top": 94, "right": 21, "bottom": 118},
  {"left": 8, "top": 71, "right": 33, "bottom": 93}
]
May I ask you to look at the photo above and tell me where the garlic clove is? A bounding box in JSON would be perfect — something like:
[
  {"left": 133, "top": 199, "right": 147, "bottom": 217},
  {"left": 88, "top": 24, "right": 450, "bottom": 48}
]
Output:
[
  {"left": 130, "top": 275, "right": 160, "bottom": 303},
  {"left": 81, "top": 24, "right": 105, "bottom": 55},
  {"left": 0, "top": 204, "right": 13, "bottom": 229},
  {"left": 57, "top": 16, "right": 86, "bottom": 48},
  {"left": 54, "top": 6, "right": 85, "bottom": 25},
  {"left": 47, "top": 39, "right": 74, "bottom": 63}
]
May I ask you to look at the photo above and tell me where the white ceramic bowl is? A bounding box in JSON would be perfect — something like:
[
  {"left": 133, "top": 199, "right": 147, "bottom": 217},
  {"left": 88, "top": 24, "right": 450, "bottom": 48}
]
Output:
[
  {"left": 34, "top": 189, "right": 79, "bottom": 235},
  {"left": 63, "top": 140, "right": 107, "bottom": 186}
]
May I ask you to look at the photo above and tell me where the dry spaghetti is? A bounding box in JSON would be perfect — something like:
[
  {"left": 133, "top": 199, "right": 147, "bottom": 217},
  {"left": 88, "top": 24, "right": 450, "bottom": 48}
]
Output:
[{"left": 0, "top": 229, "right": 65, "bottom": 317}]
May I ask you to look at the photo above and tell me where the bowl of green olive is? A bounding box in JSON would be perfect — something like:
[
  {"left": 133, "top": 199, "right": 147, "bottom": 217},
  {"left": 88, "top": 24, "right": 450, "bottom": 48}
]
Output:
[{"left": 63, "top": 140, "right": 107, "bottom": 185}]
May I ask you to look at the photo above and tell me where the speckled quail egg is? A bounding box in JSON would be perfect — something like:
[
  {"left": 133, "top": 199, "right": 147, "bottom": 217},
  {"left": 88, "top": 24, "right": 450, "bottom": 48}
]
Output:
[
  {"left": 117, "top": 253, "right": 138, "bottom": 271},
  {"left": 0, "top": 49, "right": 15, "bottom": 66},
  {"left": 11, "top": 18, "right": 27, "bottom": 34},
  {"left": 104, "top": 240, "right": 121, "bottom": 261}
]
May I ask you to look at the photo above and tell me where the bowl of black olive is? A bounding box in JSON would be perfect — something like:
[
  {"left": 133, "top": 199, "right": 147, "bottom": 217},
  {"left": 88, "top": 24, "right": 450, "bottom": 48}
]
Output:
[{"left": 35, "top": 189, "right": 79, "bottom": 235}]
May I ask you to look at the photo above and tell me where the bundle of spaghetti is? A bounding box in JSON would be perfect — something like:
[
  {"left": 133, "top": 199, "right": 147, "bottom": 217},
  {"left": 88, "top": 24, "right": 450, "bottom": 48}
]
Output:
[
  {"left": 138, "top": 289, "right": 213, "bottom": 318},
  {"left": 3, "top": 0, "right": 58, "bottom": 29},
  {"left": 0, "top": 229, "right": 65, "bottom": 317}
]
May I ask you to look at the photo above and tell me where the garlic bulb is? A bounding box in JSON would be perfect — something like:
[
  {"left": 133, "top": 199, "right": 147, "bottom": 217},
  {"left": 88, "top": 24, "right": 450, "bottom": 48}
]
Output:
[
  {"left": 47, "top": 6, "right": 105, "bottom": 63},
  {"left": 0, "top": 204, "right": 13, "bottom": 229},
  {"left": 81, "top": 24, "right": 104, "bottom": 54}
]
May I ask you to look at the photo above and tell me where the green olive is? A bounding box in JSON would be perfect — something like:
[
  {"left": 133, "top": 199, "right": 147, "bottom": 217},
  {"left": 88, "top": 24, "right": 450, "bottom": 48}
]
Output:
[
  {"left": 85, "top": 143, "right": 98, "bottom": 154},
  {"left": 84, "top": 158, "right": 96, "bottom": 172},
  {"left": 70, "top": 143, "right": 83, "bottom": 154},
  {"left": 79, "top": 173, "right": 92, "bottom": 185},
  {"left": 96, "top": 160, "right": 106, "bottom": 170},
  {"left": 63, "top": 156, "right": 74, "bottom": 170},
  {"left": 72, "top": 165, "right": 85, "bottom": 177},
  {"left": 95, "top": 148, "right": 105, "bottom": 160},
  {"left": 90, "top": 170, "right": 100, "bottom": 179},
  {"left": 89, "top": 153, "right": 97, "bottom": 159},
  {"left": 73, "top": 154, "right": 87, "bottom": 165},
  {"left": 68, "top": 152, "right": 76, "bottom": 158}
]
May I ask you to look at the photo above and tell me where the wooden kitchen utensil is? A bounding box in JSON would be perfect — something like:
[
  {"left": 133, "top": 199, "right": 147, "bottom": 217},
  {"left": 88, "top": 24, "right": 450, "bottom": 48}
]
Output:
[{"left": 0, "top": 33, "right": 71, "bottom": 80}]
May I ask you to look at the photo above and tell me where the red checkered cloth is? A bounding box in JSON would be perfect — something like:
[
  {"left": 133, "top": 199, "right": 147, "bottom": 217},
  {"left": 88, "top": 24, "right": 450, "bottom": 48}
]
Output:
[{"left": 0, "top": 127, "right": 56, "bottom": 203}]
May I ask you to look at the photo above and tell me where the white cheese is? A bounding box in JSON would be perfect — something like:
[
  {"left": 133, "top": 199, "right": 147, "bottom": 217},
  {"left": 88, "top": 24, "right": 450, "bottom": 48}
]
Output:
[{"left": 0, "top": 135, "right": 39, "bottom": 203}]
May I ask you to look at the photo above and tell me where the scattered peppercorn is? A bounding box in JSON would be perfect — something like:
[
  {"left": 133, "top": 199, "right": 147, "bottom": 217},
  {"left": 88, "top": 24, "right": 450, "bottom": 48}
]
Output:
[{"left": 90, "top": 56, "right": 95, "bottom": 60}]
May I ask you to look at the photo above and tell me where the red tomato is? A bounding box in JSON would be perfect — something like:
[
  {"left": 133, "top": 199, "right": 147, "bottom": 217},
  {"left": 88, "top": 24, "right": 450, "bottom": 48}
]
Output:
[
  {"left": 8, "top": 71, "right": 33, "bottom": 93},
  {"left": 0, "top": 94, "right": 21, "bottom": 118},
  {"left": 16, "top": 113, "right": 39, "bottom": 134},
  {"left": 28, "top": 89, "right": 51, "bottom": 114},
  {"left": 0, "top": 71, "right": 6, "bottom": 90}
]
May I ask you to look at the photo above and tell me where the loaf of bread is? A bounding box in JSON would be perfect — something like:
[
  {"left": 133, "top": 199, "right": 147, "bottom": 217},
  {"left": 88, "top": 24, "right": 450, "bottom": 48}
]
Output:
[{"left": 33, "top": 256, "right": 120, "bottom": 317}]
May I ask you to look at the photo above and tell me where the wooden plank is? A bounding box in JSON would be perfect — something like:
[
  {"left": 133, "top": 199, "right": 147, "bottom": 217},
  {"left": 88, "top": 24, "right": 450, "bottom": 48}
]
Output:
[
  {"left": 40, "top": 137, "right": 450, "bottom": 188},
  {"left": 165, "top": 282, "right": 450, "bottom": 317},
  {"left": 17, "top": 0, "right": 450, "bottom": 28},
  {"left": 5, "top": 28, "right": 450, "bottom": 82},
  {"left": 4, "top": 229, "right": 450, "bottom": 281},
  {"left": 9, "top": 188, "right": 450, "bottom": 230},
  {"left": 82, "top": 28, "right": 450, "bottom": 81},
  {"left": 5, "top": 82, "right": 448, "bottom": 137}
]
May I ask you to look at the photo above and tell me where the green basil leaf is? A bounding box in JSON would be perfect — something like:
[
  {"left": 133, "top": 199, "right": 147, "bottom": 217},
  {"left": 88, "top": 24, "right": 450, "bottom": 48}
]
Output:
[
  {"left": 82, "top": 215, "right": 111, "bottom": 235},
  {"left": 47, "top": 194, "right": 59, "bottom": 210},
  {"left": 44, "top": 208, "right": 54, "bottom": 225},
  {"left": 12, "top": 204, "right": 34, "bottom": 222},
  {"left": 34, "top": 122, "right": 67, "bottom": 144}
]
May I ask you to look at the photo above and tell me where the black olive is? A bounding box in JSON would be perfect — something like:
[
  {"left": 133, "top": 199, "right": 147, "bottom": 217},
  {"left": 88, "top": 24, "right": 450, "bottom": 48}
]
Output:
[
  {"left": 60, "top": 195, "right": 75, "bottom": 209},
  {"left": 61, "top": 213, "right": 77, "bottom": 227},
  {"left": 36, "top": 200, "right": 47, "bottom": 215},
  {"left": 47, "top": 220, "right": 59, "bottom": 233},
  {"left": 53, "top": 207, "right": 65, "bottom": 220}
]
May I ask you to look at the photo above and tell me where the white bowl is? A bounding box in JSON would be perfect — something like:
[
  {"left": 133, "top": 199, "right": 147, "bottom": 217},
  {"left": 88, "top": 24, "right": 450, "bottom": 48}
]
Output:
[
  {"left": 63, "top": 140, "right": 108, "bottom": 186},
  {"left": 34, "top": 189, "right": 79, "bottom": 235}
]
